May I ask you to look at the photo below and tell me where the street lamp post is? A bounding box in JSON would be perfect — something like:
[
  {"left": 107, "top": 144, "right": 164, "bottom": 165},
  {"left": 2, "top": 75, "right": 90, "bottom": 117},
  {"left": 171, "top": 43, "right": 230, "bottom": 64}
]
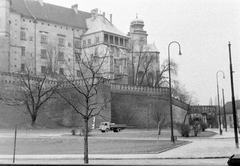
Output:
[
  {"left": 216, "top": 70, "right": 225, "bottom": 135},
  {"left": 222, "top": 88, "right": 227, "bottom": 132},
  {"left": 228, "top": 42, "right": 239, "bottom": 148},
  {"left": 168, "top": 41, "right": 181, "bottom": 143}
]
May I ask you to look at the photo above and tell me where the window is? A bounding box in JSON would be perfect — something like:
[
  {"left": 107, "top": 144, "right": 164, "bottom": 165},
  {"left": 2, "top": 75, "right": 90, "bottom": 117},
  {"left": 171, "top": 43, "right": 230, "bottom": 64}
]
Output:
[
  {"left": 115, "top": 37, "right": 118, "bottom": 45},
  {"left": 58, "top": 52, "right": 64, "bottom": 61},
  {"left": 120, "top": 38, "right": 123, "bottom": 46},
  {"left": 74, "top": 39, "right": 81, "bottom": 48},
  {"left": 68, "top": 42, "right": 72, "bottom": 47},
  {"left": 88, "top": 39, "right": 91, "bottom": 45},
  {"left": 41, "top": 66, "right": 47, "bottom": 74},
  {"left": 41, "top": 34, "right": 48, "bottom": 43},
  {"left": 124, "top": 39, "right": 128, "bottom": 47},
  {"left": 58, "top": 37, "right": 65, "bottom": 46},
  {"left": 20, "top": 30, "right": 26, "bottom": 40},
  {"left": 21, "top": 64, "right": 25, "bottom": 72},
  {"left": 96, "top": 37, "right": 99, "bottom": 43},
  {"left": 41, "top": 49, "right": 47, "bottom": 59},
  {"left": 21, "top": 47, "right": 25, "bottom": 56},
  {"left": 77, "top": 70, "right": 81, "bottom": 77},
  {"left": 90, "top": 54, "right": 94, "bottom": 61},
  {"left": 156, "top": 55, "right": 159, "bottom": 63},
  {"left": 104, "top": 34, "right": 108, "bottom": 43},
  {"left": 110, "top": 35, "right": 113, "bottom": 44},
  {"left": 83, "top": 40, "right": 86, "bottom": 47},
  {"left": 59, "top": 68, "right": 64, "bottom": 75},
  {"left": 75, "top": 52, "right": 81, "bottom": 61}
]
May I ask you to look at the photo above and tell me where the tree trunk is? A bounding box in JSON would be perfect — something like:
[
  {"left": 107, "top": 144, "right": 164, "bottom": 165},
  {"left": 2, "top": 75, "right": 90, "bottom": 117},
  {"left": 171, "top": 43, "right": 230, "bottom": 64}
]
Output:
[
  {"left": 31, "top": 115, "right": 37, "bottom": 127},
  {"left": 158, "top": 124, "right": 161, "bottom": 135},
  {"left": 83, "top": 118, "right": 89, "bottom": 164}
]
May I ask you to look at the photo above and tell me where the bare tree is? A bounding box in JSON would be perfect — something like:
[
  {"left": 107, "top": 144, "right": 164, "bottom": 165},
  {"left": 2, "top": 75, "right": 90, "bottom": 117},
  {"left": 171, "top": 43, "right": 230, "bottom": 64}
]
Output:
[
  {"left": 154, "top": 59, "right": 178, "bottom": 87},
  {"left": 128, "top": 41, "right": 158, "bottom": 86},
  {"left": 15, "top": 66, "right": 61, "bottom": 127},
  {"left": 151, "top": 101, "right": 169, "bottom": 136},
  {"left": 172, "top": 82, "right": 198, "bottom": 124},
  {"left": 121, "top": 102, "right": 138, "bottom": 125},
  {"left": 57, "top": 45, "right": 113, "bottom": 164}
]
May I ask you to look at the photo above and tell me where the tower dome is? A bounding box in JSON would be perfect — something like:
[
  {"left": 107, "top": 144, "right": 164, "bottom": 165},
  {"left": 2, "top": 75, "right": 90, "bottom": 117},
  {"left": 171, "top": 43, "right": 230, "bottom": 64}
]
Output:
[{"left": 130, "top": 14, "right": 144, "bottom": 27}]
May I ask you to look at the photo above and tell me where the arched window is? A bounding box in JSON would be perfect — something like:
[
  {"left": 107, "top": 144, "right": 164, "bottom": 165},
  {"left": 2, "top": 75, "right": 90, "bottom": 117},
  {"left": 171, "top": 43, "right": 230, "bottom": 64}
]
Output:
[
  {"left": 147, "top": 72, "right": 153, "bottom": 86},
  {"left": 137, "top": 71, "right": 144, "bottom": 85}
]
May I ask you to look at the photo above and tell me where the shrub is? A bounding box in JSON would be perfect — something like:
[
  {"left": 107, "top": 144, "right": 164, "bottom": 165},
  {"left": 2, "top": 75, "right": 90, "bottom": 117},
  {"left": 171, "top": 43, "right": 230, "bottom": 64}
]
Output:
[
  {"left": 192, "top": 121, "right": 201, "bottom": 136},
  {"left": 70, "top": 126, "right": 92, "bottom": 136},
  {"left": 71, "top": 127, "right": 77, "bottom": 135},
  {"left": 80, "top": 126, "right": 92, "bottom": 136},
  {"left": 200, "top": 122, "right": 208, "bottom": 131},
  {"left": 176, "top": 123, "right": 191, "bottom": 137}
]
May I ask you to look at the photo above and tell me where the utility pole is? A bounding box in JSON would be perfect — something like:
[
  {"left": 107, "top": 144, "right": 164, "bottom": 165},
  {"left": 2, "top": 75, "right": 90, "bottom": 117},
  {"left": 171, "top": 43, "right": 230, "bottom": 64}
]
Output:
[
  {"left": 228, "top": 42, "right": 239, "bottom": 148},
  {"left": 222, "top": 89, "right": 227, "bottom": 132}
]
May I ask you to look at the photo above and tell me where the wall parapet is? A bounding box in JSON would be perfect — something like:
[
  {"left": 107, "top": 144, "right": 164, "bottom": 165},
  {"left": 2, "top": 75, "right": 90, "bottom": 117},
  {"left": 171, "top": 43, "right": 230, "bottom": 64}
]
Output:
[{"left": 110, "top": 84, "right": 169, "bottom": 95}]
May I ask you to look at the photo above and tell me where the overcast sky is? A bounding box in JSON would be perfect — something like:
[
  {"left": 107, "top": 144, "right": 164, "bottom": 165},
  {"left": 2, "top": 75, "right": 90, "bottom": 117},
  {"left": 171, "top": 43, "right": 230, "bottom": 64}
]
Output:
[{"left": 44, "top": 0, "right": 240, "bottom": 105}]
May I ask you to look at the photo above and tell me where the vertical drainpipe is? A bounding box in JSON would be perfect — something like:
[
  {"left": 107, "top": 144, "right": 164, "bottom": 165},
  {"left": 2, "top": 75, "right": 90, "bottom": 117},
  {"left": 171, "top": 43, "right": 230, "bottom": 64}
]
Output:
[
  {"left": 72, "top": 28, "right": 75, "bottom": 77},
  {"left": 8, "top": 21, "right": 10, "bottom": 72},
  {"left": 34, "top": 20, "right": 37, "bottom": 74}
]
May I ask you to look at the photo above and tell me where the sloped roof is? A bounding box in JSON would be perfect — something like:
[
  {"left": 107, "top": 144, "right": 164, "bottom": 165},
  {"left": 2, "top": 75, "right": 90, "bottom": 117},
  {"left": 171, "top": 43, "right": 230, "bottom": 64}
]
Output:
[
  {"left": 143, "top": 43, "right": 159, "bottom": 53},
  {"left": 10, "top": 0, "right": 92, "bottom": 29},
  {"left": 222, "top": 100, "right": 240, "bottom": 114},
  {"left": 84, "top": 15, "right": 129, "bottom": 38}
]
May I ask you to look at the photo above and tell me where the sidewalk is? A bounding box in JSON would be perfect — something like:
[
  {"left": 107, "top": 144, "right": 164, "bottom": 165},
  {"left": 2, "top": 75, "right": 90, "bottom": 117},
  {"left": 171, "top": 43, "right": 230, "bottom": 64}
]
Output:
[{"left": 0, "top": 128, "right": 239, "bottom": 165}]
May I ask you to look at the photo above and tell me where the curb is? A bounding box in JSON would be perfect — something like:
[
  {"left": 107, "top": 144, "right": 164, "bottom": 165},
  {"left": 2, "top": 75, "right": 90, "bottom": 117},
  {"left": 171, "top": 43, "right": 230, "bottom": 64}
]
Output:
[
  {"left": 0, "top": 156, "right": 230, "bottom": 161},
  {"left": 157, "top": 140, "right": 192, "bottom": 154}
]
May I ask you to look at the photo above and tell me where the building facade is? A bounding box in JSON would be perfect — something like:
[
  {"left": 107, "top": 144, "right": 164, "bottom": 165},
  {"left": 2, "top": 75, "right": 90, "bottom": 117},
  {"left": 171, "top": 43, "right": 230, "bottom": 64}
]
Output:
[{"left": 0, "top": 0, "right": 160, "bottom": 85}]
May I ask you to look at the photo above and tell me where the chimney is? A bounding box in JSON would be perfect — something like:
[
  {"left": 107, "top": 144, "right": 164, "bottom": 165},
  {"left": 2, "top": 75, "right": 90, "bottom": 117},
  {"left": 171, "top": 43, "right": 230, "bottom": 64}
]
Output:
[
  {"left": 38, "top": 0, "right": 43, "bottom": 6},
  {"left": 110, "top": 14, "right": 112, "bottom": 23},
  {"left": 91, "top": 8, "right": 98, "bottom": 19},
  {"left": 103, "top": 12, "right": 105, "bottom": 22},
  {"left": 71, "top": 4, "right": 78, "bottom": 14}
]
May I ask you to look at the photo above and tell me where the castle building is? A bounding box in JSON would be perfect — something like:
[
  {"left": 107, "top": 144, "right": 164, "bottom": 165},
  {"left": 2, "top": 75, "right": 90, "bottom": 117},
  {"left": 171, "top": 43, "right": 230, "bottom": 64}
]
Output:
[
  {"left": 0, "top": 0, "right": 160, "bottom": 85},
  {"left": 127, "top": 16, "right": 160, "bottom": 86}
]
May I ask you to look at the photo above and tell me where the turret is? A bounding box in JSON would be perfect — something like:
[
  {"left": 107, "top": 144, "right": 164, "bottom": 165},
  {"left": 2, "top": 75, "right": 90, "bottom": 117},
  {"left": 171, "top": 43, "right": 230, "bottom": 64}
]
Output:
[{"left": 128, "top": 15, "right": 148, "bottom": 46}]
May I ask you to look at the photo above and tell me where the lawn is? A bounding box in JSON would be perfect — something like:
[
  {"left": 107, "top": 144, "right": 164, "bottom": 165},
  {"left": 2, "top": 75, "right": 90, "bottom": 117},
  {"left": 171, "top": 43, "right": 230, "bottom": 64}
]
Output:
[{"left": 0, "top": 128, "right": 190, "bottom": 155}]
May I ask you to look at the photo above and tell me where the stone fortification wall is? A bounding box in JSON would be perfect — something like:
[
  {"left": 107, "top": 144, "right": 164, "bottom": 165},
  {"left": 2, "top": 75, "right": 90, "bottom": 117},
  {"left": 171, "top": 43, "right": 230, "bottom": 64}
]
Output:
[
  {"left": 0, "top": 73, "right": 111, "bottom": 128},
  {"left": 110, "top": 84, "right": 188, "bottom": 128},
  {"left": 0, "top": 73, "right": 187, "bottom": 129}
]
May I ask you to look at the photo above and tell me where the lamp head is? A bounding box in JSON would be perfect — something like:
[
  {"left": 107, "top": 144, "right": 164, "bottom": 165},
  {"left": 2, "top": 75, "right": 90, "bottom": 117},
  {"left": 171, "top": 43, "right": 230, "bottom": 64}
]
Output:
[{"left": 179, "top": 51, "right": 182, "bottom": 56}]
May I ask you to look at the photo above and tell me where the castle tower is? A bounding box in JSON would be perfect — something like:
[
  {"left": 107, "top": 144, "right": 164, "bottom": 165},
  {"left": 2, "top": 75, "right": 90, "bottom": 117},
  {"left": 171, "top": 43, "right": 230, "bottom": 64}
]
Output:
[
  {"left": 0, "top": 0, "right": 10, "bottom": 72},
  {"left": 128, "top": 15, "right": 148, "bottom": 46}
]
